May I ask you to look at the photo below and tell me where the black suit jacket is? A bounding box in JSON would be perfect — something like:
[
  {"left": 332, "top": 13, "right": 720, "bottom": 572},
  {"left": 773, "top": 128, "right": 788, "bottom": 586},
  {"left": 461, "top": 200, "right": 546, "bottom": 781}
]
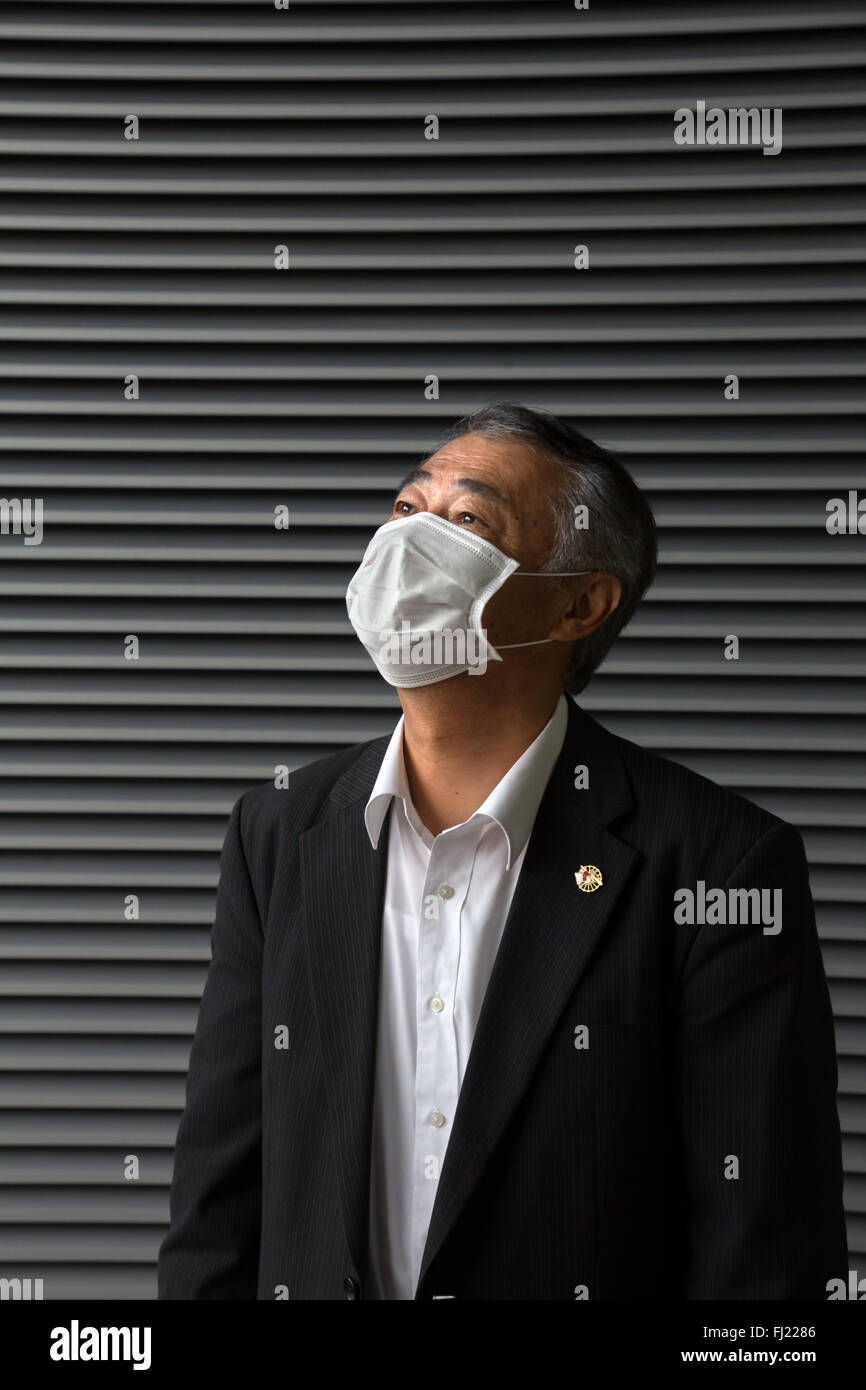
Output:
[{"left": 157, "top": 696, "right": 847, "bottom": 1300}]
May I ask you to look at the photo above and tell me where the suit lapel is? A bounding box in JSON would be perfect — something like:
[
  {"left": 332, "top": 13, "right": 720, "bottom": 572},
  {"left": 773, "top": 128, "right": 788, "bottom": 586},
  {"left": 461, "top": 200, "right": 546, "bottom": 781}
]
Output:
[
  {"left": 299, "top": 737, "right": 391, "bottom": 1282},
  {"left": 416, "top": 699, "right": 640, "bottom": 1290}
]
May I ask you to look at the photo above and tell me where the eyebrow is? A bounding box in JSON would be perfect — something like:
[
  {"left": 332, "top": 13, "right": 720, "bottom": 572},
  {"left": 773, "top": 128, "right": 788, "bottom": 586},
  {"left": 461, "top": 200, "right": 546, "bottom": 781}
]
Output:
[{"left": 395, "top": 466, "right": 512, "bottom": 510}]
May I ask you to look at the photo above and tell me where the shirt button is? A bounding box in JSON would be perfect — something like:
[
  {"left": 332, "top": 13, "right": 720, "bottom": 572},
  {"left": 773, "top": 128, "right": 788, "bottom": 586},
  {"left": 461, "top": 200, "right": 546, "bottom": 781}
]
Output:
[
  {"left": 437, "top": 884, "right": 455, "bottom": 899},
  {"left": 430, "top": 995, "right": 445, "bottom": 1013},
  {"left": 429, "top": 1109, "right": 446, "bottom": 1128}
]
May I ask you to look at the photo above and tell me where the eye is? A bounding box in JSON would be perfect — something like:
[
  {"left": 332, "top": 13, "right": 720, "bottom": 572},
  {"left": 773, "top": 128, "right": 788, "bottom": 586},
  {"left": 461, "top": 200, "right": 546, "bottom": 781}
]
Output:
[
  {"left": 393, "top": 498, "right": 415, "bottom": 516},
  {"left": 455, "top": 511, "right": 485, "bottom": 527}
]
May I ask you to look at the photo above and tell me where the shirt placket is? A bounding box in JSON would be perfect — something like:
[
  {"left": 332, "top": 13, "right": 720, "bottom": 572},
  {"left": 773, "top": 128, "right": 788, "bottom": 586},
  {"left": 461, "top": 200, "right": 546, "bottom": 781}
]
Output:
[{"left": 410, "top": 823, "right": 473, "bottom": 1287}]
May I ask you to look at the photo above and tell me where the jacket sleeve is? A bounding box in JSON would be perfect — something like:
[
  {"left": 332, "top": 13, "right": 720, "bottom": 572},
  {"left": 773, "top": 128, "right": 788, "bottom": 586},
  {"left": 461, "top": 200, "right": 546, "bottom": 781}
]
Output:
[
  {"left": 678, "top": 821, "right": 847, "bottom": 1298},
  {"left": 157, "top": 791, "right": 264, "bottom": 1299}
]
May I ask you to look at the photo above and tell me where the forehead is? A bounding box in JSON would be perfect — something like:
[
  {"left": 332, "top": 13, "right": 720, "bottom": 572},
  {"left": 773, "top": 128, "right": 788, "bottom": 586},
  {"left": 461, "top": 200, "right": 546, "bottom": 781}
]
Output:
[{"left": 410, "top": 431, "right": 560, "bottom": 492}]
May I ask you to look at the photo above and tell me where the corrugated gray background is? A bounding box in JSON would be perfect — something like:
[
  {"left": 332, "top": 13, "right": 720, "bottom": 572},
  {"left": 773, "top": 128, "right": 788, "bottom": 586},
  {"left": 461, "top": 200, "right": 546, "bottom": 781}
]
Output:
[{"left": 0, "top": 0, "right": 863, "bottom": 1300}]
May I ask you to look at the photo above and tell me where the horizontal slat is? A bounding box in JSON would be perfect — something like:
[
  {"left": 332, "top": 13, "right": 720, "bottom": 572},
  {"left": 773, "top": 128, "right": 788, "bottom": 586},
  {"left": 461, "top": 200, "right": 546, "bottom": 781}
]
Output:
[
  {"left": 0, "top": 0, "right": 861, "bottom": 1301},
  {"left": 0, "top": 710, "right": 861, "bottom": 759},
  {"left": 0, "top": 778, "right": 857, "bottom": 828},
  {"left": 2, "top": 268, "right": 865, "bottom": 303},
  {"left": 0, "top": 674, "right": 859, "bottom": 716},
  {"left": 0, "top": 603, "right": 861, "bottom": 639},
  {"left": 0, "top": 743, "right": 860, "bottom": 791},
  {"left": 0, "top": 1077, "right": 186, "bottom": 1108},
  {"left": 18, "top": 232, "right": 866, "bottom": 271},
  {"left": 0, "top": 536, "right": 865, "bottom": 566},
  {"left": 2, "top": 194, "right": 865, "bottom": 234},
  {"left": 0, "top": 1001, "right": 197, "bottom": 1035},
  {"left": 0, "top": 781, "right": 274, "bottom": 814},
  {"left": 0, "top": 563, "right": 861, "bottom": 598},
  {"left": 2, "top": 84, "right": 863, "bottom": 119},
  {"left": 0, "top": 4, "right": 862, "bottom": 44},
  {"left": 0, "top": 126, "right": 862, "bottom": 159},
  {"left": 4, "top": 308, "right": 865, "bottom": 342},
  {"left": 2, "top": 34, "right": 865, "bottom": 80},
  {"left": 0, "top": 1190, "right": 166, "bottom": 1223},
  {"left": 0, "top": 386, "right": 865, "bottom": 414},
  {"left": 0, "top": 1265, "right": 155, "bottom": 1299},
  {"left": 0, "top": 1150, "right": 173, "bottom": 1184},
  {"left": 0, "top": 640, "right": 862, "bottom": 678},
  {"left": 1, "top": 495, "right": 865, "bottom": 525},
  {"left": 0, "top": 345, "right": 864, "bottom": 381},
  {"left": 0, "top": 1228, "right": 160, "bottom": 1262},
  {"left": 0, "top": 601, "right": 863, "bottom": 637},
  {"left": 0, "top": 928, "right": 210, "bottom": 961},
  {"left": 0, "top": 965, "right": 208, "bottom": 995}
]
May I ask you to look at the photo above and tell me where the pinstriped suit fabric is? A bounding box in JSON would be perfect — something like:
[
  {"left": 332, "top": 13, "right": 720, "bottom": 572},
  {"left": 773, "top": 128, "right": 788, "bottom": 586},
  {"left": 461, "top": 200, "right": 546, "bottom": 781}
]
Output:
[{"left": 158, "top": 697, "right": 846, "bottom": 1300}]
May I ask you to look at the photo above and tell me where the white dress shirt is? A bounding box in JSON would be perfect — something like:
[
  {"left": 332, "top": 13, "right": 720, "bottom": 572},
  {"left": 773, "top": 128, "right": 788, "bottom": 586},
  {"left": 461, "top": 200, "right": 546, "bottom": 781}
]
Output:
[{"left": 364, "top": 693, "right": 569, "bottom": 1299}]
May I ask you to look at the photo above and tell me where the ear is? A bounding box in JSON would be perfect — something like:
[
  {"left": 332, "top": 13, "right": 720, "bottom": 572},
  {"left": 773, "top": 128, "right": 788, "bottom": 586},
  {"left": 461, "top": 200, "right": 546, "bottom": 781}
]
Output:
[{"left": 548, "top": 573, "right": 622, "bottom": 643}]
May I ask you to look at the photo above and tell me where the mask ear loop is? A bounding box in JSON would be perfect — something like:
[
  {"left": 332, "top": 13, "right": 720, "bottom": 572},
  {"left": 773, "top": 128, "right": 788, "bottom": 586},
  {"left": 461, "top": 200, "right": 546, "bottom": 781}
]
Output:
[{"left": 494, "top": 638, "right": 555, "bottom": 649}]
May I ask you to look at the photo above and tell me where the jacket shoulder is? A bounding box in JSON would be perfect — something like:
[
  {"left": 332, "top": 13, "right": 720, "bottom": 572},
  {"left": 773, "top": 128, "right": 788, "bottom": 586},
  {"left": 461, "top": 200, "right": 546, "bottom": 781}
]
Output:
[
  {"left": 220, "top": 733, "right": 391, "bottom": 921},
  {"left": 235, "top": 731, "right": 391, "bottom": 840},
  {"left": 600, "top": 719, "right": 798, "bottom": 873}
]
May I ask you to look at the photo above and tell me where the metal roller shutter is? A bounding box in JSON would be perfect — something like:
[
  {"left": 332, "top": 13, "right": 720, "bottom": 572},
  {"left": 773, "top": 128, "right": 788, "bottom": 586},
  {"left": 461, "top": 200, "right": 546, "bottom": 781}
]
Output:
[{"left": 0, "top": 0, "right": 862, "bottom": 1299}]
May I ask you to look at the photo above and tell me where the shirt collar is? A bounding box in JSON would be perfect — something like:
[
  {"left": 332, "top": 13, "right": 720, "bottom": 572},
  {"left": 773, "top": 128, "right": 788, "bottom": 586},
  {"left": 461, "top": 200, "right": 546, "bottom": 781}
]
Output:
[{"left": 364, "top": 692, "right": 569, "bottom": 869}]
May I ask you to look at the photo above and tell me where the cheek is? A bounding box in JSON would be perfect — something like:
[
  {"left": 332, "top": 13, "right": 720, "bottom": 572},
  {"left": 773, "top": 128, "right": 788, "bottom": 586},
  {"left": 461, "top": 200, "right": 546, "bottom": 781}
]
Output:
[{"left": 481, "top": 579, "right": 553, "bottom": 641}]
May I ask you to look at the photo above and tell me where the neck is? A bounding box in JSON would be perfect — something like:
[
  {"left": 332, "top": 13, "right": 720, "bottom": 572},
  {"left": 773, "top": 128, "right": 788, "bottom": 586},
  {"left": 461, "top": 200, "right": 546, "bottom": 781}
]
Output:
[{"left": 398, "top": 675, "right": 564, "bottom": 837}]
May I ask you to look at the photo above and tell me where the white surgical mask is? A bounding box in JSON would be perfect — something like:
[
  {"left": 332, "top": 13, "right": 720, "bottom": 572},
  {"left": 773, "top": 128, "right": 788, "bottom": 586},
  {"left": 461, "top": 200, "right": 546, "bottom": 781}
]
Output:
[{"left": 345, "top": 511, "right": 591, "bottom": 687}]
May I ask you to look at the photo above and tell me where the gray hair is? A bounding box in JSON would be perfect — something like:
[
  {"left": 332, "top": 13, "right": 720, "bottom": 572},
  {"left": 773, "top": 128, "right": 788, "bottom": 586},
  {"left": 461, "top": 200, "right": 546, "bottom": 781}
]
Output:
[{"left": 422, "top": 401, "right": 657, "bottom": 694}]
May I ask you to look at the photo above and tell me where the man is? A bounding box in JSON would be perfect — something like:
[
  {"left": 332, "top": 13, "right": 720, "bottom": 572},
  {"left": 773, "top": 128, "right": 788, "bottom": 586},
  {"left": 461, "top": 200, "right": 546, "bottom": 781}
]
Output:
[{"left": 158, "top": 402, "right": 846, "bottom": 1300}]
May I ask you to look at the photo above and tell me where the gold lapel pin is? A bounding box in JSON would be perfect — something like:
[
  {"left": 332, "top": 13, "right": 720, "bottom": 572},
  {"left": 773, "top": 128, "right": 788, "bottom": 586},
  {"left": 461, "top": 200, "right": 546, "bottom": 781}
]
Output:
[{"left": 575, "top": 865, "right": 603, "bottom": 893}]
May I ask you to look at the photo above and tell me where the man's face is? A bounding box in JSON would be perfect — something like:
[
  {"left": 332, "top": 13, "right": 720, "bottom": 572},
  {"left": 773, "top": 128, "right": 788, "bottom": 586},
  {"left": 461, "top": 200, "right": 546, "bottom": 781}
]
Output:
[{"left": 388, "top": 432, "right": 572, "bottom": 649}]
